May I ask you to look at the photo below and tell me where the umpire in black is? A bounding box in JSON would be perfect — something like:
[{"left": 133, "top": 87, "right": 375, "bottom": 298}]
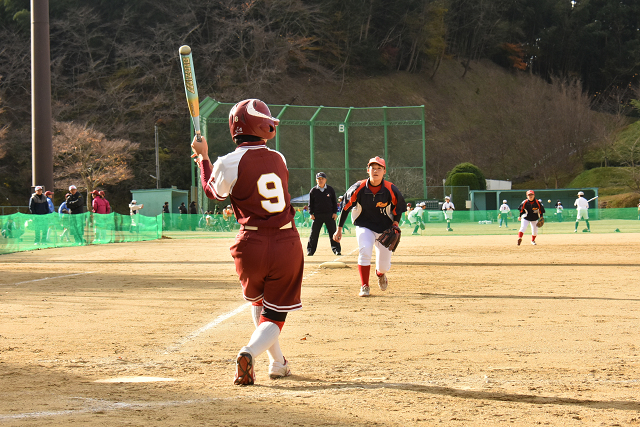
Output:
[{"left": 307, "top": 172, "right": 341, "bottom": 256}]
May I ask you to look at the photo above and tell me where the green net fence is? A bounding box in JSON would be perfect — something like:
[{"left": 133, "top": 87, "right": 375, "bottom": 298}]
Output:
[
  {"left": 0, "top": 212, "right": 161, "bottom": 254},
  {"left": 2, "top": 208, "right": 639, "bottom": 254},
  {"left": 195, "top": 99, "right": 427, "bottom": 214}
]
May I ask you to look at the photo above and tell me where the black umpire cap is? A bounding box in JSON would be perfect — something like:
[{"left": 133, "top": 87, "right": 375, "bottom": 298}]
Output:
[{"left": 316, "top": 172, "right": 327, "bottom": 179}]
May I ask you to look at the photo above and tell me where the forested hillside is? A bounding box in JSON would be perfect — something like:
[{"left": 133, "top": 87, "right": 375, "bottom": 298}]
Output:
[{"left": 0, "top": 0, "right": 639, "bottom": 211}]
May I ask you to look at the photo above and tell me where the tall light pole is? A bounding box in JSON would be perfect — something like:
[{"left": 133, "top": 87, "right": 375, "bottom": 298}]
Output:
[{"left": 31, "top": 0, "right": 53, "bottom": 192}]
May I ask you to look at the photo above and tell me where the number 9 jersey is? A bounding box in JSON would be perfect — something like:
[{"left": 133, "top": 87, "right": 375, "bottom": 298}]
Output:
[{"left": 200, "top": 141, "right": 295, "bottom": 228}]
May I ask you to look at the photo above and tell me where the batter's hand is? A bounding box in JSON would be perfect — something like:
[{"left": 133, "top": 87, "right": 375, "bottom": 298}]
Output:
[
  {"left": 332, "top": 213, "right": 337, "bottom": 220},
  {"left": 333, "top": 227, "right": 342, "bottom": 243},
  {"left": 311, "top": 214, "right": 315, "bottom": 220},
  {"left": 191, "top": 135, "right": 210, "bottom": 163}
]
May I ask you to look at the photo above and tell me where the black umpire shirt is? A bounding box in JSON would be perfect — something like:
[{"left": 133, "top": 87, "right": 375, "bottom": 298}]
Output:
[{"left": 309, "top": 185, "right": 338, "bottom": 216}]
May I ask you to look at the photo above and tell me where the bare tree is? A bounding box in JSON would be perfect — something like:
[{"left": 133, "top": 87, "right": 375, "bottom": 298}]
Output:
[{"left": 52, "top": 121, "right": 139, "bottom": 210}]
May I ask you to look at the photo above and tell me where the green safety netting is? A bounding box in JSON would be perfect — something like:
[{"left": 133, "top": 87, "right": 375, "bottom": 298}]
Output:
[
  {"left": 2, "top": 208, "right": 639, "bottom": 254},
  {"left": 0, "top": 212, "right": 161, "bottom": 254}
]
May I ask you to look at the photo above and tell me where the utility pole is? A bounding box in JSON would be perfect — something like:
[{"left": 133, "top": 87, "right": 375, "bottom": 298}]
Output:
[
  {"left": 154, "top": 123, "right": 160, "bottom": 189},
  {"left": 31, "top": 0, "right": 53, "bottom": 192}
]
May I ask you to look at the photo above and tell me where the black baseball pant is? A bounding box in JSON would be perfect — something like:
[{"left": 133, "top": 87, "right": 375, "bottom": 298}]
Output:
[{"left": 307, "top": 213, "right": 340, "bottom": 255}]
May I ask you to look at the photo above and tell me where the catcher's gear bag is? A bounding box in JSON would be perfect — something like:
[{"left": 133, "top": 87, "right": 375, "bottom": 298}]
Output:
[
  {"left": 377, "top": 225, "right": 401, "bottom": 252},
  {"left": 537, "top": 217, "right": 544, "bottom": 227}
]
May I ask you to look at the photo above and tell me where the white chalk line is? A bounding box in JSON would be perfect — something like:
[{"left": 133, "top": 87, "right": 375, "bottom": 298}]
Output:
[
  {"left": 164, "top": 302, "right": 251, "bottom": 353},
  {"left": 0, "top": 384, "right": 386, "bottom": 421},
  {"left": 3, "top": 271, "right": 96, "bottom": 286},
  {"left": 4, "top": 247, "right": 360, "bottom": 421},
  {"left": 166, "top": 246, "right": 357, "bottom": 353}
]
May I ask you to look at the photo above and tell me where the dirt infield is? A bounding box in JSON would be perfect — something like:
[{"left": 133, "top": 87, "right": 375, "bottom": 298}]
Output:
[{"left": 1, "top": 233, "right": 639, "bottom": 426}]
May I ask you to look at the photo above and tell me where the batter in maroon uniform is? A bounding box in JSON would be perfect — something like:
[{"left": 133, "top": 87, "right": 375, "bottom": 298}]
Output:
[{"left": 190, "top": 99, "right": 304, "bottom": 386}]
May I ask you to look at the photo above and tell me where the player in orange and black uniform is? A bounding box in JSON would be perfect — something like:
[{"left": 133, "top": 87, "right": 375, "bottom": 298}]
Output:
[
  {"left": 333, "top": 156, "right": 406, "bottom": 297},
  {"left": 517, "top": 190, "right": 545, "bottom": 246},
  {"left": 191, "top": 99, "right": 304, "bottom": 386}
]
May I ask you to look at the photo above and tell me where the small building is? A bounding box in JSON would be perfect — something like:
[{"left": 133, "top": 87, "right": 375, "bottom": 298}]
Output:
[{"left": 129, "top": 187, "right": 190, "bottom": 217}]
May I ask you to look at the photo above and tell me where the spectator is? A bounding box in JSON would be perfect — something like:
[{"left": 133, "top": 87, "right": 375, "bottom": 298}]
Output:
[
  {"left": 91, "top": 190, "right": 111, "bottom": 243},
  {"left": 99, "top": 191, "right": 111, "bottom": 214},
  {"left": 162, "top": 201, "right": 171, "bottom": 230},
  {"left": 189, "top": 201, "right": 197, "bottom": 231},
  {"left": 66, "top": 185, "right": 86, "bottom": 244},
  {"left": 178, "top": 202, "right": 187, "bottom": 230},
  {"left": 29, "top": 185, "right": 49, "bottom": 244},
  {"left": 58, "top": 193, "right": 71, "bottom": 242},
  {"left": 45, "top": 190, "right": 55, "bottom": 213},
  {"left": 44, "top": 190, "right": 56, "bottom": 243}
]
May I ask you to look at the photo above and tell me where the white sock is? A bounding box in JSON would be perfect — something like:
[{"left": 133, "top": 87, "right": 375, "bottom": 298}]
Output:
[
  {"left": 251, "top": 305, "right": 262, "bottom": 328},
  {"left": 244, "top": 321, "right": 280, "bottom": 359},
  {"left": 250, "top": 305, "right": 284, "bottom": 364}
]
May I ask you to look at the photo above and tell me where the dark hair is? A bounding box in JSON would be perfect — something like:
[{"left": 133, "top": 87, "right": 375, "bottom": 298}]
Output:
[{"left": 233, "top": 135, "right": 263, "bottom": 144}]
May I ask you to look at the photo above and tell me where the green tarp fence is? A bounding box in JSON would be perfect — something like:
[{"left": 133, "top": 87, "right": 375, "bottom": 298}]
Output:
[
  {"left": 0, "top": 212, "right": 161, "bottom": 254},
  {"left": 2, "top": 208, "right": 639, "bottom": 254}
]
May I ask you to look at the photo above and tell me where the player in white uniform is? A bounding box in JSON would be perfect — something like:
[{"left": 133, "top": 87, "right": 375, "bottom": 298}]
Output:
[
  {"left": 408, "top": 202, "right": 426, "bottom": 235},
  {"left": 573, "top": 191, "right": 591, "bottom": 232},
  {"left": 442, "top": 196, "right": 455, "bottom": 231},
  {"left": 498, "top": 200, "right": 510, "bottom": 227}
]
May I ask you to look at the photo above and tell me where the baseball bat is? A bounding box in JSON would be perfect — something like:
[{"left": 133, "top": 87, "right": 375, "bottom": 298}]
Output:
[
  {"left": 179, "top": 45, "right": 201, "bottom": 142},
  {"left": 587, "top": 196, "right": 598, "bottom": 203}
]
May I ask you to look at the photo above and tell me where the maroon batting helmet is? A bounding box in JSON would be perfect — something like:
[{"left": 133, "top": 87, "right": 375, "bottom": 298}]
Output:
[{"left": 229, "top": 99, "right": 279, "bottom": 140}]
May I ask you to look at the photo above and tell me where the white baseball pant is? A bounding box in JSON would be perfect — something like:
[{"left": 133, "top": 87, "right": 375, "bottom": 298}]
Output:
[
  {"left": 576, "top": 207, "right": 589, "bottom": 220},
  {"left": 519, "top": 218, "right": 539, "bottom": 236},
  {"left": 356, "top": 226, "right": 393, "bottom": 274}
]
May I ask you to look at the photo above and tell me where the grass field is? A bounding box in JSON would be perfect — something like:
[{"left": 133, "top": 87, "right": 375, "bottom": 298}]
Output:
[{"left": 1, "top": 233, "right": 639, "bottom": 426}]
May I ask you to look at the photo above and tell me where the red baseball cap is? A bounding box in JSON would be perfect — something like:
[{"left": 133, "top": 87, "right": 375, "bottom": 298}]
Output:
[
  {"left": 526, "top": 190, "right": 535, "bottom": 195},
  {"left": 367, "top": 156, "right": 386, "bottom": 168}
]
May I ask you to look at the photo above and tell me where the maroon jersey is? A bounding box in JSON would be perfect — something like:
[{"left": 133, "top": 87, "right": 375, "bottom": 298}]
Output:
[{"left": 200, "top": 142, "right": 295, "bottom": 228}]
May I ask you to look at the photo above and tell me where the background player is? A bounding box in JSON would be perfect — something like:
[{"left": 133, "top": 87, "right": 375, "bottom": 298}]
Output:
[
  {"left": 555, "top": 200, "right": 564, "bottom": 222},
  {"left": 190, "top": 98, "right": 304, "bottom": 386},
  {"left": 499, "top": 199, "right": 510, "bottom": 228},
  {"left": 333, "top": 156, "right": 406, "bottom": 297},
  {"left": 517, "top": 190, "right": 545, "bottom": 246},
  {"left": 408, "top": 202, "right": 426, "bottom": 235},
  {"left": 574, "top": 191, "right": 591, "bottom": 232},
  {"left": 442, "top": 195, "right": 455, "bottom": 231}
]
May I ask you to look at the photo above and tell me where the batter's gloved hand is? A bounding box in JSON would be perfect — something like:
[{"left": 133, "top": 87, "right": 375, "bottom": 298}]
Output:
[
  {"left": 537, "top": 217, "right": 544, "bottom": 227},
  {"left": 377, "top": 225, "right": 401, "bottom": 252}
]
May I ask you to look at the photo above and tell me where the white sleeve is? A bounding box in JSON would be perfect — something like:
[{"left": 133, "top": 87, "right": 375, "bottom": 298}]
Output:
[{"left": 210, "top": 152, "right": 241, "bottom": 198}]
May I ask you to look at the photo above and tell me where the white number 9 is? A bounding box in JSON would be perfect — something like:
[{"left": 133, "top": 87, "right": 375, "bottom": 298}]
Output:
[{"left": 257, "top": 173, "right": 286, "bottom": 213}]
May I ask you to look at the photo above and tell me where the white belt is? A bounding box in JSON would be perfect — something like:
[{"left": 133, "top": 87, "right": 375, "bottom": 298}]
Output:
[{"left": 243, "top": 221, "right": 293, "bottom": 231}]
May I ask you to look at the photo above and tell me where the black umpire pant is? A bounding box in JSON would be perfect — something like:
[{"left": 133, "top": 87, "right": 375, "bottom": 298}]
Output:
[{"left": 307, "top": 212, "right": 341, "bottom": 255}]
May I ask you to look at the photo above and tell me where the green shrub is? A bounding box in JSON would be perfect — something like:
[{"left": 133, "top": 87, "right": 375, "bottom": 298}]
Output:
[{"left": 445, "top": 163, "right": 486, "bottom": 190}]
